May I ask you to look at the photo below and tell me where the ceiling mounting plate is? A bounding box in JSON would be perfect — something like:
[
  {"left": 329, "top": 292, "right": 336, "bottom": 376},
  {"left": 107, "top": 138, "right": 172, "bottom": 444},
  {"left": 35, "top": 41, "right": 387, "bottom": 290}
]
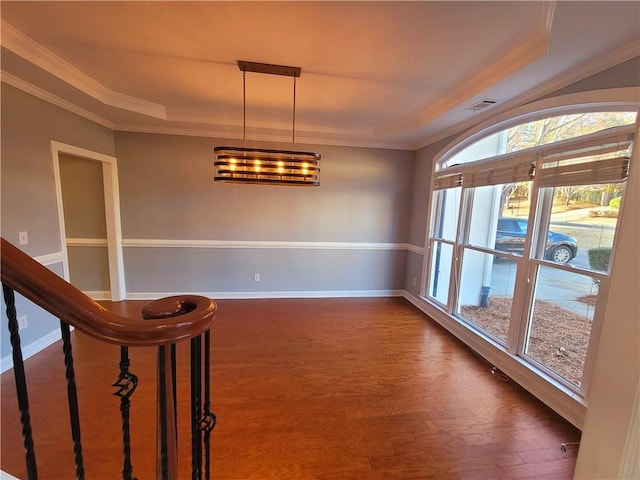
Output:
[{"left": 238, "top": 61, "right": 301, "bottom": 78}]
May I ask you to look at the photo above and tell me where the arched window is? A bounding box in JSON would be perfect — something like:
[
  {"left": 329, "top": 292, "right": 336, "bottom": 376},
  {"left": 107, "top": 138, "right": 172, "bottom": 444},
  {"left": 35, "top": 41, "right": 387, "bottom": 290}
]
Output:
[
  {"left": 424, "top": 99, "right": 637, "bottom": 395},
  {"left": 443, "top": 112, "right": 636, "bottom": 167}
]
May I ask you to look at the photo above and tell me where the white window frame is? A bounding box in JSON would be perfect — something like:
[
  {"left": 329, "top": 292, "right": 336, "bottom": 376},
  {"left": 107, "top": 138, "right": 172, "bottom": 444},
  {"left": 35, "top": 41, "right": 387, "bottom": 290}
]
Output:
[{"left": 420, "top": 87, "right": 640, "bottom": 428}]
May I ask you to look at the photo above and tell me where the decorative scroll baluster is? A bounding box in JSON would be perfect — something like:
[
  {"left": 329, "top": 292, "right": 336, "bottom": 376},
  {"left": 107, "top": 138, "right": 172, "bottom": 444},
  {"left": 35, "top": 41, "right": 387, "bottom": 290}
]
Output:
[
  {"left": 199, "top": 330, "right": 216, "bottom": 480},
  {"left": 60, "top": 321, "right": 85, "bottom": 480},
  {"left": 2, "top": 239, "right": 217, "bottom": 479},
  {"left": 113, "top": 346, "right": 138, "bottom": 480},
  {"left": 191, "top": 335, "right": 202, "bottom": 480},
  {"left": 2, "top": 285, "right": 38, "bottom": 480}
]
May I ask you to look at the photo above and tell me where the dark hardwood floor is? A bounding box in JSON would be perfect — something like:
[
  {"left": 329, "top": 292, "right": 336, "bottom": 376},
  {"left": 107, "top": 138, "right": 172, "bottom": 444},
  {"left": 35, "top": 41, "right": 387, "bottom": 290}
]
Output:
[{"left": 1, "top": 297, "right": 580, "bottom": 479}]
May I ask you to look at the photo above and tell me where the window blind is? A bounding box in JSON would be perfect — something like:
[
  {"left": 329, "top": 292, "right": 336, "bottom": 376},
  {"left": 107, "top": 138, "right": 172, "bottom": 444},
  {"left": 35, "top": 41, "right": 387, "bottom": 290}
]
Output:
[
  {"left": 433, "top": 124, "right": 635, "bottom": 191},
  {"left": 432, "top": 166, "right": 462, "bottom": 190},
  {"left": 537, "top": 130, "right": 634, "bottom": 187},
  {"left": 464, "top": 157, "right": 535, "bottom": 188}
]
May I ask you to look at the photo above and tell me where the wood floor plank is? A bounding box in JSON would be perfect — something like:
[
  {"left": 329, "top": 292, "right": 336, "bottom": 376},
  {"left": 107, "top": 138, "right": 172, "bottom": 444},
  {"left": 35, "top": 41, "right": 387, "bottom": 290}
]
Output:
[{"left": 1, "top": 297, "right": 580, "bottom": 479}]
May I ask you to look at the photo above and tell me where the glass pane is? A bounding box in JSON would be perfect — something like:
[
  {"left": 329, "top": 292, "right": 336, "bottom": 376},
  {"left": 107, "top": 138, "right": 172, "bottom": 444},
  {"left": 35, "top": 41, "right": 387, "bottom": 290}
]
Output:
[
  {"left": 427, "top": 241, "right": 453, "bottom": 305},
  {"left": 457, "top": 249, "right": 517, "bottom": 344},
  {"left": 540, "top": 183, "right": 624, "bottom": 268},
  {"left": 432, "top": 187, "right": 461, "bottom": 241},
  {"left": 506, "top": 112, "right": 636, "bottom": 153},
  {"left": 466, "top": 182, "right": 532, "bottom": 253},
  {"left": 525, "top": 265, "right": 599, "bottom": 386},
  {"left": 444, "top": 112, "right": 636, "bottom": 166}
]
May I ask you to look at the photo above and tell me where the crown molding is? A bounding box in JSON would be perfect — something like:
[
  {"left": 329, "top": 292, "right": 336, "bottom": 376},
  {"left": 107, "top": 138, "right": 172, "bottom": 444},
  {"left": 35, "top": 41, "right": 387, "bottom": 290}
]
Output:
[
  {"left": 113, "top": 123, "right": 411, "bottom": 150},
  {"left": 1, "top": 71, "right": 115, "bottom": 129},
  {"left": 0, "top": 20, "right": 167, "bottom": 120},
  {"left": 377, "top": 3, "right": 554, "bottom": 139},
  {"left": 413, "top": 40, "right": 640, "bottom": 150},
  {"left": 530, "top": 39, "right": 640, "bottom": 101},
  {"left": 2, "top": 68, "right": 403, "bottom": 149},
  {"left": 416, "top": 24, "right": 550, "bottom": 126}
]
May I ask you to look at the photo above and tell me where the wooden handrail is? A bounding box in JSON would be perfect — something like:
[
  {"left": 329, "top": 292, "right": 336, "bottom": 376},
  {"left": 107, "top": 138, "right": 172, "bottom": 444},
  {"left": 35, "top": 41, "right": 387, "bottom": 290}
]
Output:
[{"left": 1, "top": 238, "right": 216, "bottom": 346}]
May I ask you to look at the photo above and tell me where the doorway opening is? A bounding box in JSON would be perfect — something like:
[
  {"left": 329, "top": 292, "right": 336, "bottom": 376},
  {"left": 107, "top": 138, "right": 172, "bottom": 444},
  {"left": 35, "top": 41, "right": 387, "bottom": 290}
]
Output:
[{"left": 51, "top": 141, "right": 126, "bottom": 301}]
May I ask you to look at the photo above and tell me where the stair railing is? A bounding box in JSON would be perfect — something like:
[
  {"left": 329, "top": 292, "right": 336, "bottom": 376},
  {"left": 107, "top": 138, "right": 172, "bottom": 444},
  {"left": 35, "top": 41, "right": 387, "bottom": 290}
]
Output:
[{"left": 1, "top": 237, "right": 217, "bottom": 480}]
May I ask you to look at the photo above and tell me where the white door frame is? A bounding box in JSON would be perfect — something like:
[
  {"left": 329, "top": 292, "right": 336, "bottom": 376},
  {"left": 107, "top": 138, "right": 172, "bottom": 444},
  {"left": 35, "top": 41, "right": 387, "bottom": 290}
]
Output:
[{"left": 51, "top": 141, "right": 126, "bottom": 301}]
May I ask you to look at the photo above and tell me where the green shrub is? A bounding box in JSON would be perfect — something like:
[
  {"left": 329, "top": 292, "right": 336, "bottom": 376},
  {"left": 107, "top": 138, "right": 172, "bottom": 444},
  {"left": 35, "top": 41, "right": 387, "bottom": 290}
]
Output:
[
  {"left": 609, "top": 196, "right": 621, "bottom": 210},
  {"left": 588, "top": 247, "right": 612, "bottom": 272}
]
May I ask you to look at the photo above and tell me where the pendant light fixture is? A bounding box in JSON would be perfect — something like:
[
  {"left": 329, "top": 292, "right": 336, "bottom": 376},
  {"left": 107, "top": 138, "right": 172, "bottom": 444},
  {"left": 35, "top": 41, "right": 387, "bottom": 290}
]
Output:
[{"left": 214, "top": 61, "right": 321, "bottom": 186}]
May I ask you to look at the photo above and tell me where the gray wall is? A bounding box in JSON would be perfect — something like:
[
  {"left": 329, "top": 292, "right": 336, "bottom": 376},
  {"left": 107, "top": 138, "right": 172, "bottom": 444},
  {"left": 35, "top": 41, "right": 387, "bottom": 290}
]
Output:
[
  {"left": 59, "top": 153, "right": 107, "bottom": 239},
  {"left": 1, "top": 81, "right": 413, "bottom": 357},
  {"left": 114, "top": 132, "right": 414, "bottom": 295},
  {"left": 1, "top": 84, "right": 116, "bottom": 358},
  {"left": 1, "top": 84, "right": 116, "bottom": 255}
]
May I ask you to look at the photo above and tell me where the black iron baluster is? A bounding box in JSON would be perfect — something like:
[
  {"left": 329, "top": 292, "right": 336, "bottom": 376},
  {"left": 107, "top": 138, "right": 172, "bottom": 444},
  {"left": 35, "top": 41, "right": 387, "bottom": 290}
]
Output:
[
  {"left": 171, "top": 343, "right": 177, "bottom": 444},
  {"left": 2, "top": 285, "right": 38, "bottom": 480},
  {"left": 190, "top": 335, "right": 203, "bottom": 480},
  {"left": 199, "top": 329, "right": 216, "bottom": 480},
  {"left": 60, "top": 320, "right": 85, "bottom": 480},
  {"left": 158, "top": 345, "right": 169, "bottom": 480},
  {"left": 112, "top": 346, "right": 138, "bottom": 480}
]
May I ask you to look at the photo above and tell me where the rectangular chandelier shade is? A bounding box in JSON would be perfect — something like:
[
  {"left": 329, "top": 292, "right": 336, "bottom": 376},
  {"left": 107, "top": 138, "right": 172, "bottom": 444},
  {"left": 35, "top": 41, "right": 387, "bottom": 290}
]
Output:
[
  {"left": 214, "top": 60, "right": 321, "bottom": 186},
  {"left": 214, "top": 146, "right": 320, "bottom": 186}
]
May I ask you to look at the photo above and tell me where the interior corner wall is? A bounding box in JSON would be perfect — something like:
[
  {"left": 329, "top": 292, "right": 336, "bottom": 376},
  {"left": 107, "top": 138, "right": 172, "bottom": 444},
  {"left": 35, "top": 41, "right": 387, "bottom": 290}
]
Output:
[
  {"left": 114, "top": 132, "right": 414, "bottom": 297},
  {"left": 0, "top": 83, "right": 116, "bottom": 359},
  {"left": 403, "top": 135, "right": 455, "bottom": 297}
]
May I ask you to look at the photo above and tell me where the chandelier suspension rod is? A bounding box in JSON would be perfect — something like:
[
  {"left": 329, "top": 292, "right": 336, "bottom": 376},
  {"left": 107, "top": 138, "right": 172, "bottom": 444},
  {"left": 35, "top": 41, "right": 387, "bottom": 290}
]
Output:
[
  {"left": 243, "top": 70, "right": 246, "bottom": 150},
  {"left": 292, "top": 76, "right": 297, "bottom": 151}
]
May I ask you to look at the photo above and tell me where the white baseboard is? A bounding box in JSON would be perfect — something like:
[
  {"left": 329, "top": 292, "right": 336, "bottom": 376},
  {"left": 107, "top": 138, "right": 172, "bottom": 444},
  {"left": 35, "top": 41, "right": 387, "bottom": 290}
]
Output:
[
  {"left": 83, "top": 290, "right": 111, "bottom": 301},
  {"left": 126, "top": 289, "right": 406, "bottom": 301},
  {"left": 0, "top": 470, "right": 21, "bottom": 479},
  {"left": 1, "top": 329, "right": 62, "bottom": 374}
]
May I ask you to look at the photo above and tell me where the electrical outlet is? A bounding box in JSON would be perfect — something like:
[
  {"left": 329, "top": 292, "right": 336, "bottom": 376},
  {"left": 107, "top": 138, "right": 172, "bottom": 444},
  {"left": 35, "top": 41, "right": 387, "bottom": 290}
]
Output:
[
  {"left": 254, "top": 273, "right": 261, "bottom": 282},
  {"left": 19, "top": 231, "right": 28, "bottom": 245},
  {"left": 18, "top": 315, "right": 28, "bottom": 330}
]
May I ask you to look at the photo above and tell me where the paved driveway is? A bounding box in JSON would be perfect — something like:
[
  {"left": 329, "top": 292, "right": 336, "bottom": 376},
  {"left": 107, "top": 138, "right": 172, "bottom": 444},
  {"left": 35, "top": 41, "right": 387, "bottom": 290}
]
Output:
[{"left": 490, "top": 258, "right": 597, "bottom": 317}]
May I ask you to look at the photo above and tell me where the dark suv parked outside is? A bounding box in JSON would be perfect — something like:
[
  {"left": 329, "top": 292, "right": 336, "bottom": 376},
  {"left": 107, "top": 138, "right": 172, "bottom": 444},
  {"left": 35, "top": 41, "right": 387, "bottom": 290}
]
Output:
[{"left": 495, "top": 217, "right": 578, "bottom": 264}]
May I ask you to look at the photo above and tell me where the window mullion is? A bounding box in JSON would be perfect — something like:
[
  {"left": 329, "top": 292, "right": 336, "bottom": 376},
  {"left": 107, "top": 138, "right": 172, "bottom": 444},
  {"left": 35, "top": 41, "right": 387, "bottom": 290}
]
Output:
[
  {"left": 448, "top": 187, "right": 472, "bottom": 315},
  {"left": 510, "top": 157, "right": 547, "bottom": 356}
]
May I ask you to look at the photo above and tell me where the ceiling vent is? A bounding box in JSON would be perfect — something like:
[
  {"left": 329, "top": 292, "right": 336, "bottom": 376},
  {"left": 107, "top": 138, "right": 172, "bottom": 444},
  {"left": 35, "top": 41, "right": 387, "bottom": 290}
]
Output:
[{"left": 467, "top": 99, "right": 499, "bottom": 112}]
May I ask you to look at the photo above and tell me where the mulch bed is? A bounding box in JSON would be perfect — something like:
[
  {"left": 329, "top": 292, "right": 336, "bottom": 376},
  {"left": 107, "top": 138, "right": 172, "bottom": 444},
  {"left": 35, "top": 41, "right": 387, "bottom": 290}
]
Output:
[{"left": 461, "top": 297, "right": 593, "bottom": 386}]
